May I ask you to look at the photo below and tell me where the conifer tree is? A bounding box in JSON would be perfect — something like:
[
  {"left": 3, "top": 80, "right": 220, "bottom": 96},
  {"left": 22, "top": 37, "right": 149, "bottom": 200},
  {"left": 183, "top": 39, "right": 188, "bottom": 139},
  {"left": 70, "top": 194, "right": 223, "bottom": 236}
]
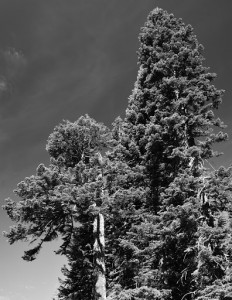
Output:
[
  {"left": 3, "top": 7, "right": 232, "bottom": 300},
  {"left": 3, "top": 115, "right": 110, "bottom": 300},
  {"left": 106, "top": 7, "right": 232, "bottom": 300}
]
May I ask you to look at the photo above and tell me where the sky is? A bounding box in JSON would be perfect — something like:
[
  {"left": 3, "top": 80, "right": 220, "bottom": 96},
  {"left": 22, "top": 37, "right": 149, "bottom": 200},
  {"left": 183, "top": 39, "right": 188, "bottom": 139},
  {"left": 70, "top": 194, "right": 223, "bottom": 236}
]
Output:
[{"left": 0, "top": 1, "right": 232, "bottom": 299}]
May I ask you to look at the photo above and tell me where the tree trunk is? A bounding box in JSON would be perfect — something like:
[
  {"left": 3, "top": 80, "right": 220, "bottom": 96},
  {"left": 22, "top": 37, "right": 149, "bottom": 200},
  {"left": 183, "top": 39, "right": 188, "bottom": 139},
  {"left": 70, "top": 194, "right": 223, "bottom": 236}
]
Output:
[{"left": 93, "top": 213, "right": 106, "bottom": 300}]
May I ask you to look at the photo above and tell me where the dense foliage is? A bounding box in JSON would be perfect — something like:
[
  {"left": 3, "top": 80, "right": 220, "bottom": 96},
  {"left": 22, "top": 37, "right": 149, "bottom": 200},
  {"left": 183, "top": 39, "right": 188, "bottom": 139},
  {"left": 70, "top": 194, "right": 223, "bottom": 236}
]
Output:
[
  {"left": 3, "top": 115, "right": 110, "bottom": 299},
  {"left": 105, "top": 7, "right": 232, "bottom": 300},
  {"left": 3, "top": 7, "right": 232, "bottom": 300}
]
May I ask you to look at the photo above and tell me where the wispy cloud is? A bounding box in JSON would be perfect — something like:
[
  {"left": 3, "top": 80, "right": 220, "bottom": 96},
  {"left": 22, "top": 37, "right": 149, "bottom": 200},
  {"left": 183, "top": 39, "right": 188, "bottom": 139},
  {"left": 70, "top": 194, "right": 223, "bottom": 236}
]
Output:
[
  {"left": 24, "top": 285, "right": 34, "bottom": 291},
  {"left": 3, "top": 48, "right": 27, "bottom": 78},
  {"left": 0, "top": 47, "right": 27, "bottom": 95},
  {"left": 0, "top": 295, "right": 10, "bottom": 300},
  {"left": 0, "top": 79, "right": 7, "bottom": 91}
]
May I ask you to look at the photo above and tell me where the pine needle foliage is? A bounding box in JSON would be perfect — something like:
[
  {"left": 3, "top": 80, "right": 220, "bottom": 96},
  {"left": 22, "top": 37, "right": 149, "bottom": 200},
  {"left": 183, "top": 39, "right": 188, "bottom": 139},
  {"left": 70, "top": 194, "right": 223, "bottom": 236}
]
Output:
[
  {"left": 106, "top": 7, "right": 232, "bottom": 300},
  {"left": 3, "top": 115, "right": 111, "bottom": 299}
]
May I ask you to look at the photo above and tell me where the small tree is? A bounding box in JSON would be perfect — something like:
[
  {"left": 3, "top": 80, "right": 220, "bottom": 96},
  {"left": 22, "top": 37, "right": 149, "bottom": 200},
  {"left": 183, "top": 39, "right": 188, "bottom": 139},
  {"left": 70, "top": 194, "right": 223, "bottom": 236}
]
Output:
[{"left": 3, "top": 115, "right": 110, "bottom": 300}]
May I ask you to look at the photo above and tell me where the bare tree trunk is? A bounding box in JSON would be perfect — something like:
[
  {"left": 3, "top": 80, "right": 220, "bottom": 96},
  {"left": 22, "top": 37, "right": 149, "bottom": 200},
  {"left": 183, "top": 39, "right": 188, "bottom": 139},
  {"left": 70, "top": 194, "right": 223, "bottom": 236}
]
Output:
[{"left": 93, "top": 213, "right": 106, "bottom": 300}]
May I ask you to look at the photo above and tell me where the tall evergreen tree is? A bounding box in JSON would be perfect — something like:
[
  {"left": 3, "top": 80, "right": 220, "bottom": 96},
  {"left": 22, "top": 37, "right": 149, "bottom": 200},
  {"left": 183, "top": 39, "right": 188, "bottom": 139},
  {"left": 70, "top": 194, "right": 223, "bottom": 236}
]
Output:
[{"left": 106, "top": 7, "right": 232, "bottom": 300}]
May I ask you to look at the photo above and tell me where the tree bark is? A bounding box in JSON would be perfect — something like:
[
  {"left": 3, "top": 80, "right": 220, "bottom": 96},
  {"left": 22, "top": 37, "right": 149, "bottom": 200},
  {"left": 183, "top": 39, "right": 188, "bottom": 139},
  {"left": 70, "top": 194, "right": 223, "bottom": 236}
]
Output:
[{"left": 93, "top": 213, "right": 106, "bottom": 300}]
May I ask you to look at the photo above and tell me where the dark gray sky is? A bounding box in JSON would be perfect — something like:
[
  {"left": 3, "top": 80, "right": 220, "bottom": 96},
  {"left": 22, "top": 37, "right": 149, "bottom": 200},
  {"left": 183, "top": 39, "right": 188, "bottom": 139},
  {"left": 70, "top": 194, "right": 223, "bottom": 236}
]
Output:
[{"left": 0, "top": 1, "right": 232, "bottom": 299}]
